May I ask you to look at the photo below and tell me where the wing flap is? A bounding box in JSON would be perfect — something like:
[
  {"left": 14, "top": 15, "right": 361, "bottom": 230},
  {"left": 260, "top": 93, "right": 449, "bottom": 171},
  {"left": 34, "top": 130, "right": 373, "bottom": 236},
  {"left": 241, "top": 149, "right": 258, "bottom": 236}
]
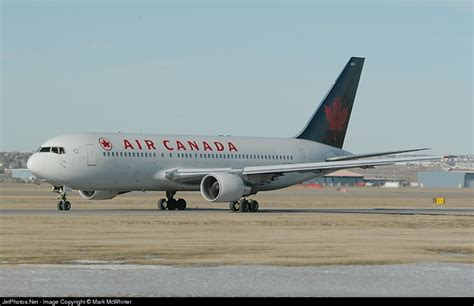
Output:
[{"left": 325, "top": 148, "right": 430, "bottom": 162}]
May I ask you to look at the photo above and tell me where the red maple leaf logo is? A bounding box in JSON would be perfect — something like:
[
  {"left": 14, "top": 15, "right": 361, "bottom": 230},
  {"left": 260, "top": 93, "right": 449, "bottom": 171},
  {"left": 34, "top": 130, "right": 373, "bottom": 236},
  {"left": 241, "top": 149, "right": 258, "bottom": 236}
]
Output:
[
  {"left": 324, "top": 97, "right": 349, "bottom": 132},
  {"left": 99, "top": 138, "right": 112, "bottom": 151}
]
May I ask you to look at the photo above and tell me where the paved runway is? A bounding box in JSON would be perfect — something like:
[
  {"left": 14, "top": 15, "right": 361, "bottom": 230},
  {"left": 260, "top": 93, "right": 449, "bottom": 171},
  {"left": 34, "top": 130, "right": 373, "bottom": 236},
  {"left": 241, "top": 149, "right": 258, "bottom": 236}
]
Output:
[
  {"left": 1, "top": 207, "right": 473, "bottom": 216},
  {"left": 1, "top": 263, "right": 472, "bottom": 297}
]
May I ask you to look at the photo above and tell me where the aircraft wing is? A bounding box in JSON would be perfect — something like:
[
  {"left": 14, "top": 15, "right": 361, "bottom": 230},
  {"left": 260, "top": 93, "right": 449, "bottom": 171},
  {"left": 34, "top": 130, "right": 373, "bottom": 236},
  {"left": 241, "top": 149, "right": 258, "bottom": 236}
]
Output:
[
  {"left": 241, "top": 155, "right": 439, "bottom": 175},
  {"left": 164, "top": 155, "right": 440, "bottom": 182}
]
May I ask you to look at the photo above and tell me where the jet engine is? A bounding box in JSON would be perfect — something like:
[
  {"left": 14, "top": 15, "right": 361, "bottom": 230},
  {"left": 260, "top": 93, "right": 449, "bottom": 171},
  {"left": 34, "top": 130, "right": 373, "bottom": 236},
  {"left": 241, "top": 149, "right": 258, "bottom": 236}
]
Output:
[
  {"left": 200, "top": 173, "right": 251, "bottom": 202},
  {"left": 78, "top": 190, "right": 120, "bottom": 200}
]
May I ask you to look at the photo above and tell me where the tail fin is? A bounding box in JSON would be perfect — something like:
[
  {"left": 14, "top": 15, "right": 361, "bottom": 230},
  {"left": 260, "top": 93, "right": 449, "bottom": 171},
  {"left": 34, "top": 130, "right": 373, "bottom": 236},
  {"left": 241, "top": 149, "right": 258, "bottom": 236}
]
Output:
[{"left": 296, "top": 57, "right": 365, "bottom": 148}]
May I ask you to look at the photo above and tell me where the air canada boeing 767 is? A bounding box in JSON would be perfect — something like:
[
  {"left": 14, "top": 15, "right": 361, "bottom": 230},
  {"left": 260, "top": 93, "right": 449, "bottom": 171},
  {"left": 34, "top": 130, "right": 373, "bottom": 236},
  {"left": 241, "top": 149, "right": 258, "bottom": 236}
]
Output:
[{"left": 27, "top": 57, "right": 439, "bottom": 212}]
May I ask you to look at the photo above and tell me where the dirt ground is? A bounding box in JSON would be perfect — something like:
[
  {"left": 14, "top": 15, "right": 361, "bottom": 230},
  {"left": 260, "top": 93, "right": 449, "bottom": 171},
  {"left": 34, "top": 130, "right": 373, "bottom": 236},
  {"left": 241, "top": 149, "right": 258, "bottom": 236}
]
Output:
[{"left": 0, "top": 183, "right": 472, "bottom": 266}]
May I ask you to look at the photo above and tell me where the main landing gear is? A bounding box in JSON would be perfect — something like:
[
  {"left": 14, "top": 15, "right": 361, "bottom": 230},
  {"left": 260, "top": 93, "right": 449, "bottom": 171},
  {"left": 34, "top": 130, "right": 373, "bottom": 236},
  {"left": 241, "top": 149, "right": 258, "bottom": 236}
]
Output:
[
  {"left": 158, "top": 191, "right": 187, "bottom": 211},
  {"left": 53, "top": 186, "right": 71, "bottom": 211},
  {"left": 156, "top": 193, "right": 259, "bottom": 213},
  {"left": 230, "top": 199, "right": 259, "bottom": 213}
]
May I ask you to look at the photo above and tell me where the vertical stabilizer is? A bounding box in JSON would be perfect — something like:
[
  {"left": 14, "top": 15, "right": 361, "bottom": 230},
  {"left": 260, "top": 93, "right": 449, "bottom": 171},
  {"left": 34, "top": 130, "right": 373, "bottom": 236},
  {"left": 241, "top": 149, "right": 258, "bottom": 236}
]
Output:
[{"left": 296, "top": 57, "right": 364, "bottom": 148}]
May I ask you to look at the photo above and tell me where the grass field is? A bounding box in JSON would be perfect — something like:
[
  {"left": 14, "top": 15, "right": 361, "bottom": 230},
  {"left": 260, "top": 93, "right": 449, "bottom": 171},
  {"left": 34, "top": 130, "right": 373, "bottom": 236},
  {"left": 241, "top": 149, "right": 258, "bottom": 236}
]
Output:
[{"left": 0, "top": 183, "right": 472, "bottom": 266}]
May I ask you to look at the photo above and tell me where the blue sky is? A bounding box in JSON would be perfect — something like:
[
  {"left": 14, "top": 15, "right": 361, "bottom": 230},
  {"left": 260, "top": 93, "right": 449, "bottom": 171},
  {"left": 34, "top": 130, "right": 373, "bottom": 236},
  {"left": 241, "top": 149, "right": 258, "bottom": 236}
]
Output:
[{"left": 1, "top": 1, "right": 472, "bottom": 155}]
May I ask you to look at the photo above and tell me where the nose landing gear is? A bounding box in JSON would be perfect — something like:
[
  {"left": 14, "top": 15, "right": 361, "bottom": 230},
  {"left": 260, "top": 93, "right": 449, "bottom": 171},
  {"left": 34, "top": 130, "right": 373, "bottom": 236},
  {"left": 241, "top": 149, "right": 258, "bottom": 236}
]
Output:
[{"left": 53, "top": 186, "right": 71, "bottom": 211}]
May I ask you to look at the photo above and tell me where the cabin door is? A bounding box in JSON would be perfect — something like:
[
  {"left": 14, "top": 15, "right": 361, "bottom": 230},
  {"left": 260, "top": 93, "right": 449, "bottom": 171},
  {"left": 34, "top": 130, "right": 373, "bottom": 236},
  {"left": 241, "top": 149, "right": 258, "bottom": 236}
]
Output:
[{"left": 86, "top": 144, "right": 97, "bottom": 166}]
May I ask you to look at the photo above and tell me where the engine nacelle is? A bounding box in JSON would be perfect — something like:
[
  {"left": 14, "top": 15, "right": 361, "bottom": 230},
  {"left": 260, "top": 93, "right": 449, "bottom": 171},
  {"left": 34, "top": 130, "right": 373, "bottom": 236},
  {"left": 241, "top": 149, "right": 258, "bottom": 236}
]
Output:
[
  {"left": 78, "top": 190, "right": 119, "bottom": 200},
  {"left": 200, "top": 173, "right": 251, "bottom": 202}
]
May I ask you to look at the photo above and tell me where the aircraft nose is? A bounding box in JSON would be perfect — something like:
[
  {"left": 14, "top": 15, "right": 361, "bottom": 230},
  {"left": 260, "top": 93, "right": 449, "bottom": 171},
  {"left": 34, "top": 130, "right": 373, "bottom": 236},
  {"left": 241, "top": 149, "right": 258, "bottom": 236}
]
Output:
[{"left": 27, "top": 153, "right": 43, "bottom": 177}]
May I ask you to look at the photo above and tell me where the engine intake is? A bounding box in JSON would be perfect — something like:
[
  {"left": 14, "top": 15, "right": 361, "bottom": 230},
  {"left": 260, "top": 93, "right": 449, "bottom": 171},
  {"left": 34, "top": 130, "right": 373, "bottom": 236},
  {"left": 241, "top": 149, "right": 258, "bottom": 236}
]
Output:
[
  {"left": 200, "top": 173, "right": 250, "bottom": 202},
  {"left": 78, "top": 190, "right": 119, "bottom": 200}
]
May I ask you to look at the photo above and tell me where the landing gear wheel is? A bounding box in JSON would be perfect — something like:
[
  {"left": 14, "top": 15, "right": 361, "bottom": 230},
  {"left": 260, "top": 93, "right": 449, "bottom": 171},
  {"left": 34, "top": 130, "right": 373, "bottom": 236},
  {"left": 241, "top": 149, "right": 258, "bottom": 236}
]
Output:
[
  {"left": 167, "top": 199, "right": 177, "bottom": 210},
  {"left": 238, "top": 199, "right": 249, "bottom": 212},
  {"left": 249, "top": 200, "right": 259, "bottom": 212},
  {"left": 57, "top": 200, "right": 71, "bottom": 211},
  {"left": 230, "top": 201, "right": 239, "bottom": 212},
  {"left": 177, "top": 199, "right": 187, "bottom": 210},
  {"left": 63, "top": 201, "right": 71, "bottom": 211},
  {"left": 158, "top": 198, "right": 167, "bottom": 210}
]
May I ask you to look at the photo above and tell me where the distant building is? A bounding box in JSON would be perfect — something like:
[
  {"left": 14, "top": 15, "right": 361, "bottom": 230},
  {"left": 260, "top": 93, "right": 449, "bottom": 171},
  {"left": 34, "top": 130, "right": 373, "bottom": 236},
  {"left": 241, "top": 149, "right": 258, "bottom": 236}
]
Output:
[
  {"left": 311, "top": 170, "right": 365, "bottom": 186},
  {"left": 364, "top": 177, "right": 408, "bottom": 187},
  {"left": 418, "top": 171, "right": 474, "bottom": 188}
]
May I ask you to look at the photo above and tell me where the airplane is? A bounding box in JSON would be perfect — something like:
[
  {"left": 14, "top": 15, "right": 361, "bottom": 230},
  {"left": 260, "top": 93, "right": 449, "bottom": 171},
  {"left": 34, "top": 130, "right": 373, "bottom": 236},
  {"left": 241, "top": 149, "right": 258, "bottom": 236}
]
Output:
[{"left": 27, "top": 57, "right": 439, "bottom": 212}]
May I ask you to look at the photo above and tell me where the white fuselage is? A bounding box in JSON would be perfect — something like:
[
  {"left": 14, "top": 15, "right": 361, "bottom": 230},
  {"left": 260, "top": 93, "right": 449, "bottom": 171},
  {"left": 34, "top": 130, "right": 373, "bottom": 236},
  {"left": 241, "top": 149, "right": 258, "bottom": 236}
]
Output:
[{"left": 27, "top": 132, "right": 348, "bottom": 193}]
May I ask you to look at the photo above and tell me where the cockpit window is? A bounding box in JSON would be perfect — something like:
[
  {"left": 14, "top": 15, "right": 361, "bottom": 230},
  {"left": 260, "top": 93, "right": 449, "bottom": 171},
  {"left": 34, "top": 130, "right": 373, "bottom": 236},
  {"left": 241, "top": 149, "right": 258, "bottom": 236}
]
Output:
[{"left": 38, "top": 147, "right": 66, "bottom": 154}]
